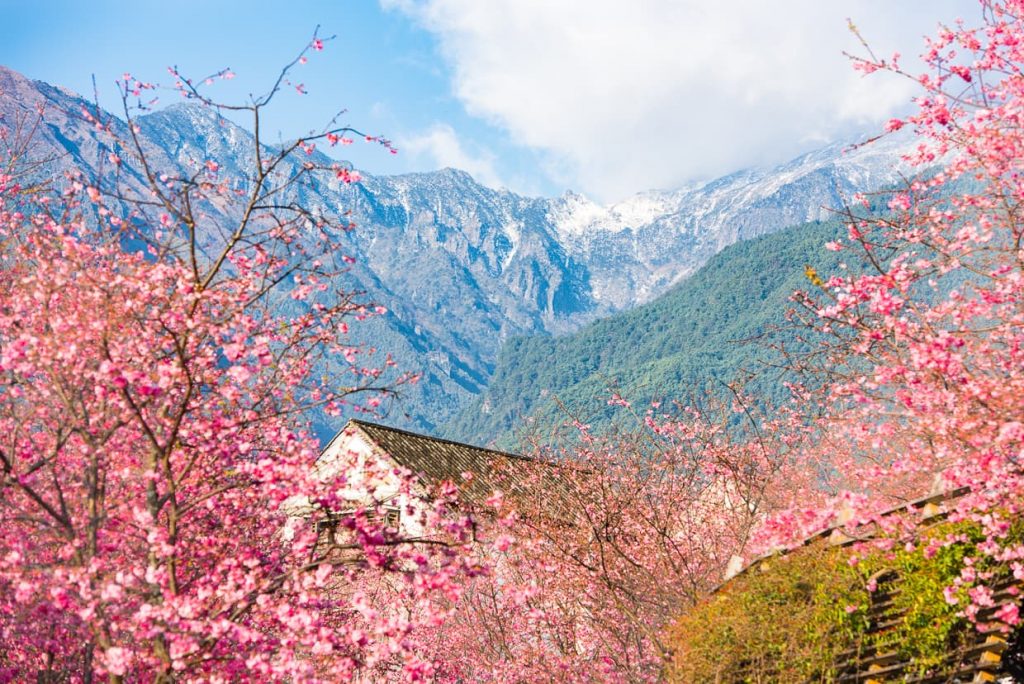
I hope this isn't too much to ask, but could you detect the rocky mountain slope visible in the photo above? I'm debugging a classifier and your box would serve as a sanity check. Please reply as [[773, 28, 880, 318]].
[[0, 64, 917, 437]]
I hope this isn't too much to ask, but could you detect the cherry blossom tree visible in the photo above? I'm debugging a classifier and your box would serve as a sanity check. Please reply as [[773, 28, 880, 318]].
[[0, 35, 484, 683], [757, 0, 1024, 634], [422, 397, 809, 682]]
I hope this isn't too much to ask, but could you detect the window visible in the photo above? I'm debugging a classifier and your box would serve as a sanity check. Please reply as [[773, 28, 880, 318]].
[[314, 517, 340, 546], [382, 507, 401, 531], [313, 506, 401, 548]]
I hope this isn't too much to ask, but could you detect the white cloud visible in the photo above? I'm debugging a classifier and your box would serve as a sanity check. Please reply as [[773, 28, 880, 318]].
[[383, 0, 976, 201], [397, 123, 505, 188]]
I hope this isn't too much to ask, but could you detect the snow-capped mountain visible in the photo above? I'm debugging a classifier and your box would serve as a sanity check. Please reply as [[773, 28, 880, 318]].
[[0, 64, 917, 435], [547, 133, 915, 308]]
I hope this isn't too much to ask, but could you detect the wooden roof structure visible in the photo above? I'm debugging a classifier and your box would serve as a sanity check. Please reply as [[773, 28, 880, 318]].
[[832, 572, 1019, 683], [828, 493, 1021, 683], [676, 489, 1023, 683]]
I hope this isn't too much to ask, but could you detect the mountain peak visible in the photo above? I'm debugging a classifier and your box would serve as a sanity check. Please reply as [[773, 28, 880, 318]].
[[437, 167, 477, 183], [141, 100, 227, 126]]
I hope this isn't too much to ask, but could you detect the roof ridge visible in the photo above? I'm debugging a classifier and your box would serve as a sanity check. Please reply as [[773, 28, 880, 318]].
[[716, 485, 973, 591], [347, 419, 535, 463]]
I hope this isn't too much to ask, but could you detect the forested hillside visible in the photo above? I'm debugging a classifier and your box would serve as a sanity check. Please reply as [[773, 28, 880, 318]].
[[445, 218, 858, 446]]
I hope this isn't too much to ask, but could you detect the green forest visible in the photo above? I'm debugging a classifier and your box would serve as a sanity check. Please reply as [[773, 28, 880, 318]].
[[446, 218, 860, 446]]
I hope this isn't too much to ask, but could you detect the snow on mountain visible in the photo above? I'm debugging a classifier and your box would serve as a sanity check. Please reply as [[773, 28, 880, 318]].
[[0, 64, 920, 435], [547, 132, 918, 308]]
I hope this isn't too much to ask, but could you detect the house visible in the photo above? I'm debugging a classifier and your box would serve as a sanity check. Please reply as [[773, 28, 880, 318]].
[[294, 419, 539, 540]]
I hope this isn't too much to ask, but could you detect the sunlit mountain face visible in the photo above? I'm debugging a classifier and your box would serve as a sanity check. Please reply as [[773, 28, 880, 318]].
[[0, 65, 915, 438]]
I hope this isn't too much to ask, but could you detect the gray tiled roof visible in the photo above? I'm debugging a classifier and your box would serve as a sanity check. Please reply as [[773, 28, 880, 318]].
[[348, 420, 537, 506]]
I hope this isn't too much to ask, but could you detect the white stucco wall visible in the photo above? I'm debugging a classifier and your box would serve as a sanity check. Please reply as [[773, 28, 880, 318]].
[[283, 426, 431, 539]]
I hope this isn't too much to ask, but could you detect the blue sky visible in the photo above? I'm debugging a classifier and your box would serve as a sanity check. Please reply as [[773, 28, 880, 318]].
[[2, 0, 978, 202]]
